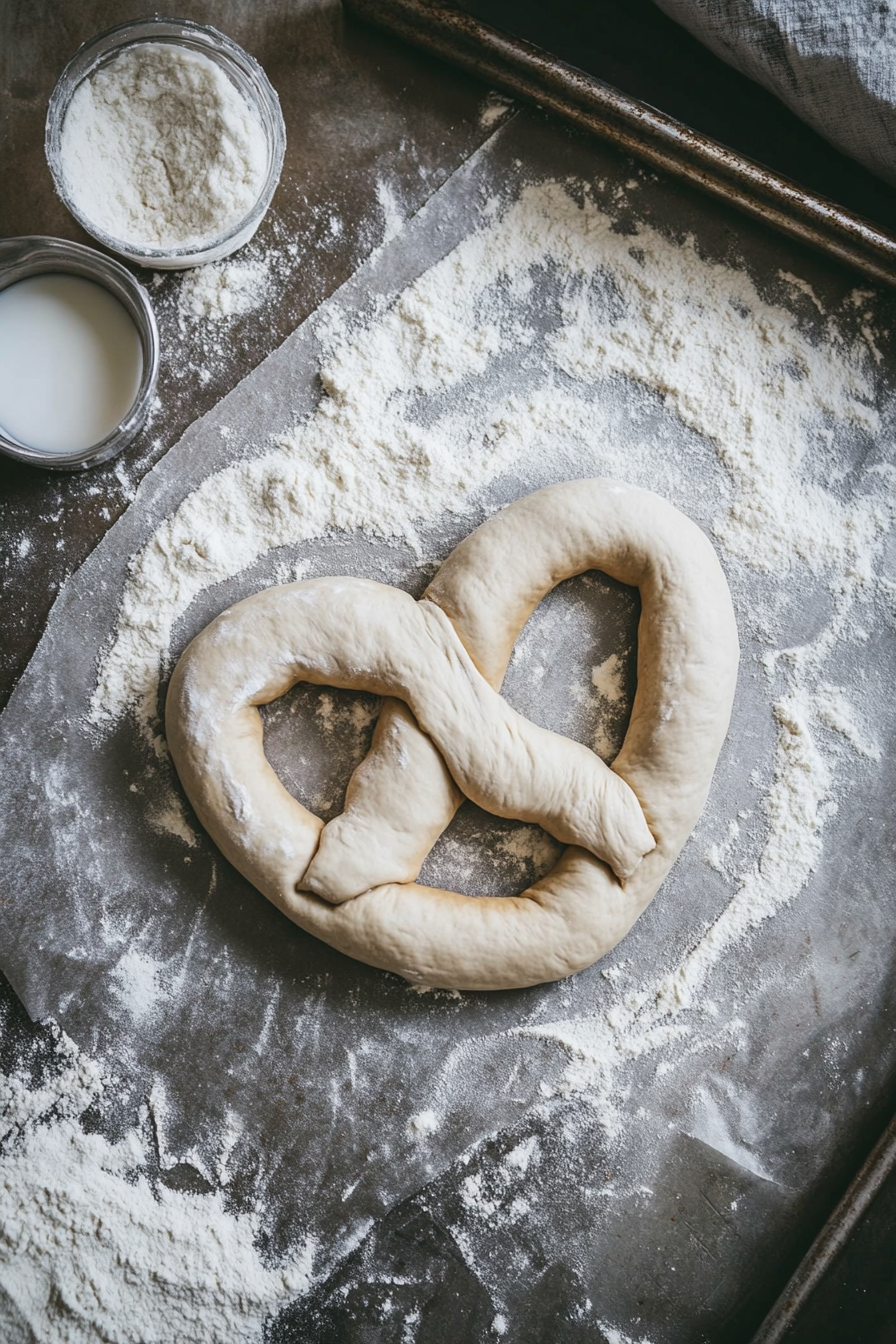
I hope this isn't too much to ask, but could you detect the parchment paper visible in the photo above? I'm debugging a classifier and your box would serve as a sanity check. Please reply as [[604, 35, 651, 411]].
[[1, 113, 894, 1338]]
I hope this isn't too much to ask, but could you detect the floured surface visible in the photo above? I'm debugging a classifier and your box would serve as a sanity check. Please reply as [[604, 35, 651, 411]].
[[1, 113, 895, 1342]]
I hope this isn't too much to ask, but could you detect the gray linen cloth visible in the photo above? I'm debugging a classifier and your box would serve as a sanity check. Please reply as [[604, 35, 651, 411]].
[[654, 0, 896, 185]]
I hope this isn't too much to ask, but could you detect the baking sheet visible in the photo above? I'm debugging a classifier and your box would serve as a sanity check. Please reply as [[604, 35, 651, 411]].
[[1, 112, 895, 1339]]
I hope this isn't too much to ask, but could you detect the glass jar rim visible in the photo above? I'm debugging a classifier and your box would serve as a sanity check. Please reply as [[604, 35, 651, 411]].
[[45, 16, 286, 269], [0, 236, 160, 471]]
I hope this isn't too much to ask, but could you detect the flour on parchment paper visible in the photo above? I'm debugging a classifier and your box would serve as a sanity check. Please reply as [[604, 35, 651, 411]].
[[479, 92, 515, 130], [596, 1325, 656, 1344], [0, 1012, 314, 1344], [5, 178, 893, 1338]]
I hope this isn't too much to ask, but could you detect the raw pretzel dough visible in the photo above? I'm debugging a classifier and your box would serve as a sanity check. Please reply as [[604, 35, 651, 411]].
[[166, 480, 739, 989]]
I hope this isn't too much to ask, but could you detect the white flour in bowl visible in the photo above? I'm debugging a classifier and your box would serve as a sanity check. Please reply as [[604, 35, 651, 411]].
[[59, 43, 268, 250]]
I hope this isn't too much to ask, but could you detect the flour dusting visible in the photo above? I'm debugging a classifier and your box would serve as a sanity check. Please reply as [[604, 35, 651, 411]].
[[597, 1325, 656, 1344], [0, 1015, 314, 1341], [591, 653, 624, 703], [479, 93, 514, 130], [178, 258, 271, 322]]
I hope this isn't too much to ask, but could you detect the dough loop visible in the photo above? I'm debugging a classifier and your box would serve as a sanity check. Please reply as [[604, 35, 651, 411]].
[[166, 480, 739, 989]]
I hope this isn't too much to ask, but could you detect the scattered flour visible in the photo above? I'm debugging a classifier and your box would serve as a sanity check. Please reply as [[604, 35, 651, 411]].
[[178, 258, 271, 322], [495, 824, 560, 873], [109, 947, 165, 1024], [685, 1079, 776, 1182], [407, 1109, 440, 1138], [146, 793, 197, 847], [0, 1019, 315, 1342], [591, 653, 625, 704], [814, 682, 882, 760], [590, 652, 629, 757], [657, 692, 833, 1012], [503, 1136, 538, 1173], [59, 43, 269, 249], [479, 93, 514, 130], [597, 1325, 656, 1344], [375, 179, 406, 247], [459, 1162, 530, 1223]]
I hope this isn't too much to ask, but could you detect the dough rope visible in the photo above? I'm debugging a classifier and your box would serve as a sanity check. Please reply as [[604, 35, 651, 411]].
[[165, 479, 739, 990]]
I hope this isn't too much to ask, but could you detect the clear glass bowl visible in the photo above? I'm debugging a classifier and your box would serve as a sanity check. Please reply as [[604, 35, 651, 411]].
[[0, 236, 160, 470], [45, 17, 286, 270]]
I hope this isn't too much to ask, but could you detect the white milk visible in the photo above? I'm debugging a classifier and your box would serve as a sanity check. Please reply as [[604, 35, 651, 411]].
[[0, 273, 143, 453]]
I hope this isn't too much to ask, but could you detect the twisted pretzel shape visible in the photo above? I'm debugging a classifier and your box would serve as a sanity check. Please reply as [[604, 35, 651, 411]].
[[166, 480, 739, 989]]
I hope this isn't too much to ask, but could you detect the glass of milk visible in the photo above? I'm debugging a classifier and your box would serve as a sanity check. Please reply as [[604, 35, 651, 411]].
[[0, 236, 159, 470]]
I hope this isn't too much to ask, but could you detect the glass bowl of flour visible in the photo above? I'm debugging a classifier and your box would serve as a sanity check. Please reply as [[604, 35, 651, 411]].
[[45, 17, 286, 269]]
